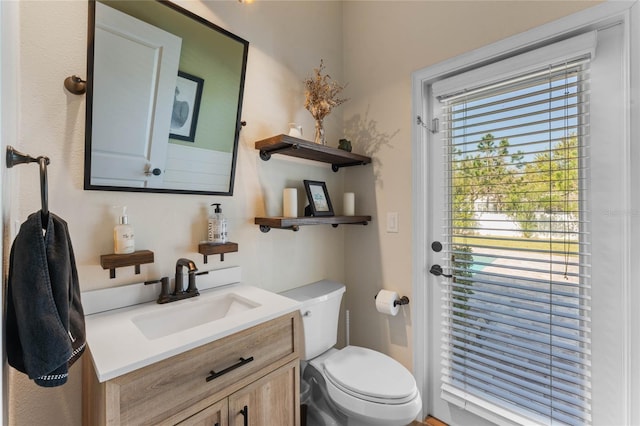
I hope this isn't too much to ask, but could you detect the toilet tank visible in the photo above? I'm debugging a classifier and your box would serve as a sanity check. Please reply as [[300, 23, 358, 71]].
[[280, 280, 345, 360]]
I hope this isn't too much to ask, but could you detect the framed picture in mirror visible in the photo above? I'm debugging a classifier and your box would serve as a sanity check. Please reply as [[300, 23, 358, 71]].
[[170, 71, 204, 142]]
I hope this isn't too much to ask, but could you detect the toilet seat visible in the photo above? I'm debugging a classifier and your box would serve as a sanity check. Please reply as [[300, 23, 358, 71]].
[[323, 346, 418, 404], [323, 376, 421, 426]]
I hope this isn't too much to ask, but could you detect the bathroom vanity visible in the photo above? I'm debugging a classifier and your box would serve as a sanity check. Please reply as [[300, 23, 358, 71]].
[[81, 269, 302, 425], [83, 312, 301, 425]]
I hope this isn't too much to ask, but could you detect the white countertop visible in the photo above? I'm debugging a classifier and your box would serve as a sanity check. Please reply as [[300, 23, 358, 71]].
[[84, 282, 301, 382]]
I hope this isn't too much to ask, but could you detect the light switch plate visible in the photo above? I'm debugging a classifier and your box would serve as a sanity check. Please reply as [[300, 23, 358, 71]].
[[386, 212, 399, 233]]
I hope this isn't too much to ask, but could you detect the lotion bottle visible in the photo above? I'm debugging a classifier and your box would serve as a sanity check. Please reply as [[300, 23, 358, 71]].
[[208, 203, 228, 244], [114, 206, 135, 254]]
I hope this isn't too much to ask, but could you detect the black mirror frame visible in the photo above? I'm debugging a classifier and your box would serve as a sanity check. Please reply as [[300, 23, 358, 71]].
[[84, 0, 249, 196]]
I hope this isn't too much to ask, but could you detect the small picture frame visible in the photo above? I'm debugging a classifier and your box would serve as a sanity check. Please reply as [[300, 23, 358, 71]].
[[303, 180, 334, 217], [169, 71, 204, 142]]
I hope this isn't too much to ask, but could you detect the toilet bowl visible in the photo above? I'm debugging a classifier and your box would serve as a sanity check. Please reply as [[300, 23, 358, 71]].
[[281, 280, 422, 426]]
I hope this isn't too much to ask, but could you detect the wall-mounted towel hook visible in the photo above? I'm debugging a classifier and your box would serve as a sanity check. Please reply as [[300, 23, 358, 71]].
[[64, 75, 86, 95], [6, 146, 50, 224]]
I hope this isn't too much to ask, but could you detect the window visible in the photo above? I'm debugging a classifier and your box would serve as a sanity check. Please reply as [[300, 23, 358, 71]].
[[434, 37, 592, 425]]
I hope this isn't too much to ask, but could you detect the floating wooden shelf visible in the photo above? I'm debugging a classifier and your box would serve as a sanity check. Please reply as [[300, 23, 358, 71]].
[[255, 134, 371, 172], [100, 250, 154, 279], [255, 216, 372, 232], [198, 242, 238, 263]]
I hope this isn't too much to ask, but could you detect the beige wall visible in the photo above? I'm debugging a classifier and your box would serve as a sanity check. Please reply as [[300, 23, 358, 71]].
[[7, 0, 600, 424], [340, 0, 600, 378], [8, 1, 344, 424]]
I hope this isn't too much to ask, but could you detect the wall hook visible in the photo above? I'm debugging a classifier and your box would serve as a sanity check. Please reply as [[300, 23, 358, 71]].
[[64, 75, 86, 95]]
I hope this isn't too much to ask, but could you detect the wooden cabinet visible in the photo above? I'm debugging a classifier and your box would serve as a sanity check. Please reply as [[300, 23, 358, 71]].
[[177, 361, 298, 426], [228, 361, 298, 426], [177, 398, 228, 426], [83, 311, 301, 425]]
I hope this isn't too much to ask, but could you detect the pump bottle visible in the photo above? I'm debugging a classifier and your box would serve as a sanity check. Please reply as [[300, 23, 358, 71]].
[[114, 206, 135, 254], [208, 203, 228, 244]]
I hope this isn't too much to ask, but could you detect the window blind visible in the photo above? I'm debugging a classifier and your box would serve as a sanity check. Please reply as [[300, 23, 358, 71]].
[[438, 57, 591, 426]]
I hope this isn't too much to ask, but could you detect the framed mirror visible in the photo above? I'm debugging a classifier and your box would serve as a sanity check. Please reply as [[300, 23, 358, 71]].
[[85, 0, 249, 195]]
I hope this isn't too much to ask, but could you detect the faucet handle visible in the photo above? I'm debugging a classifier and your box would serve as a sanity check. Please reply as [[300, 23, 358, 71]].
[[186, 270, 203, 295], [144, 277, 172, 304]]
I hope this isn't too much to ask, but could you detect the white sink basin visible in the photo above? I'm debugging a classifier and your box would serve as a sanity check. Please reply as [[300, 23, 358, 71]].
[[83, 280, 301, 382], [132, 293, 260, 340]]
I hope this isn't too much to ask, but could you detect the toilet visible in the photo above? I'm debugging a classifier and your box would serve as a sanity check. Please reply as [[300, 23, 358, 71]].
[[281, 280, 422, 426]]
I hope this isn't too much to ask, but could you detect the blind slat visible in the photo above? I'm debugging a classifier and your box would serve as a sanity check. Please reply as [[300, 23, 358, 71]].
[[443, 321, 591, 367], [444, 328, 592, 374], [447, 353, 590, 409]]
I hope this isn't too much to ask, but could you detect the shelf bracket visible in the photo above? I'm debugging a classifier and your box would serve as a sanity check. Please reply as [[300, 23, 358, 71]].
[[334, 221, 369, 227], [331, 161, 369, 172], [202, 253, 226, 264], [259, 224, 302, 232], [106, 263, 141, 278], [259, 144, 299, 161], [259, 150, 271, 161]]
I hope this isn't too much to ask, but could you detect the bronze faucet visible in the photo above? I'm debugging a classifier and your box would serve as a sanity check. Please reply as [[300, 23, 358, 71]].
[[175, 258, 199, 296], [144, 258, 200, 304]]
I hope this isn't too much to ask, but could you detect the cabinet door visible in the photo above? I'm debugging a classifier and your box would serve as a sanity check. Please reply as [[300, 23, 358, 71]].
[[176, 398, 228, 426], [228, 362, 299, 426]]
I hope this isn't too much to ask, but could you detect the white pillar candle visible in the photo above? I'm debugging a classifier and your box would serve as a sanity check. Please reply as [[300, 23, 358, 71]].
[[343, 192, 355, 216], [283, 188, 298, 217]]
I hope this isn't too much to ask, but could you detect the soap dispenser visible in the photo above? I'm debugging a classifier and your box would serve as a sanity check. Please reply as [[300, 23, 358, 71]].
[[207, 203, 228, 244], [114, 206, 135, 254]]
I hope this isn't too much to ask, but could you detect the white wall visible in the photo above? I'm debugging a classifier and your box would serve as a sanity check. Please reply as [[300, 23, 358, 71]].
[[8, 1, 345, 424]]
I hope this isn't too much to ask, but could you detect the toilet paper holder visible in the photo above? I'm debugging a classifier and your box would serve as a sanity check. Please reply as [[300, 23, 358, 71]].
[[374, 294, 410, 307]]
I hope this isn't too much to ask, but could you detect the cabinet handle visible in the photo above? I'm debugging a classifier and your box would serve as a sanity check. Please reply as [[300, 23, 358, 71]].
[[205, 356, 254, 382], [239, 405, 248, 426]]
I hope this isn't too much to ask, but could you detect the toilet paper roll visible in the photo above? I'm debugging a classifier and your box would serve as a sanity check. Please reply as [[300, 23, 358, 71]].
[[283, 188, 298, 217], [343, 192, 355, 216], [375, 289, 400, 316]]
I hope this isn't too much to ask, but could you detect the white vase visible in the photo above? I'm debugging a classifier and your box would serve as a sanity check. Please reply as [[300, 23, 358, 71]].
[[288, 123, 303, 138]]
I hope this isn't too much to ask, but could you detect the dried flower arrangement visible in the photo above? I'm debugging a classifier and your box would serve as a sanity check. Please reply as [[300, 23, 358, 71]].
[[304, 60, 348, 145]]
